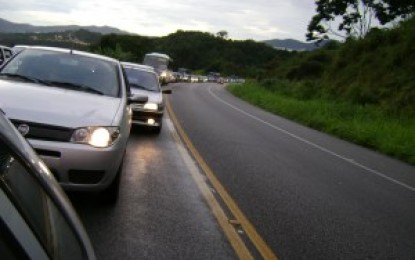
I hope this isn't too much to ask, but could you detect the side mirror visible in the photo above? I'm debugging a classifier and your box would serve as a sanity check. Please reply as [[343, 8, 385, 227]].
[[128, 94, 148, 105], [162, 89, 172, 94]]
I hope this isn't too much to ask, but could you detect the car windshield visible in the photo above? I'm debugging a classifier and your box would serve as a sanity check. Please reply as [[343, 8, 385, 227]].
[[0, 49, 120, 97], [124, 67, 160, 92]]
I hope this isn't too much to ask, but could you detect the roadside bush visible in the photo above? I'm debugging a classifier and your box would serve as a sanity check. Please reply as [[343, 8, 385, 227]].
[[227, 82, 415, 165], [286, 60, 325, 80], [258, 78, 322, 100]]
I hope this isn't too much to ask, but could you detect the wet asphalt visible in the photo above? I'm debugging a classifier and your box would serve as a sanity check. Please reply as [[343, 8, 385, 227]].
[[69, 82, 415, 260], [70, 124, 236, 260], [168, 83, 415, 260]]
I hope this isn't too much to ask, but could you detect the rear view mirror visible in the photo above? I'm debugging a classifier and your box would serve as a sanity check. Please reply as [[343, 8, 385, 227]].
[[128, 94, 148, 104]]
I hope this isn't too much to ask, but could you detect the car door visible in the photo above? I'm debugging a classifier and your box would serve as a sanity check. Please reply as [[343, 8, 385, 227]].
[[0, 124, 95, 259]]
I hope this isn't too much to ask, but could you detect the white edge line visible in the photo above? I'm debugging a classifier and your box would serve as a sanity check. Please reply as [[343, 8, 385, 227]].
[[208, 86, 415, 192]]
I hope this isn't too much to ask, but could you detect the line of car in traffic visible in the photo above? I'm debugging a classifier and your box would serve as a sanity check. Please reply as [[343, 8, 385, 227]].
[[0, 43, 245, 259], [172, 72, 245, 84], [0, 45, 172, 258]]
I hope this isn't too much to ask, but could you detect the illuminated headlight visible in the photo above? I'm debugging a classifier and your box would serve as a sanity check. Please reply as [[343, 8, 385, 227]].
[[143, 103, 158, 111], [71, 127, 120, 148], [160, 71, 167, 78]]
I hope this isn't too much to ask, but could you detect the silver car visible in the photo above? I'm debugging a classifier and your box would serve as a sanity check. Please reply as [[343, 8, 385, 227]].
[[0, 108, 96, 259], [0, 47, 146, 203], [121, 62, 171, 134]]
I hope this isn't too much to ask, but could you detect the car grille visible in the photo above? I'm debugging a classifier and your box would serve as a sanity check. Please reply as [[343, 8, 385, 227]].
[[131, 103, 144, 110], [11, 119, 73, 142]]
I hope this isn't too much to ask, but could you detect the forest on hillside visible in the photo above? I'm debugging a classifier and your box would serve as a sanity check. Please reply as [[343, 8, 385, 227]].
[[0, 29, 101, 50], [259, 16, 415, 117], [91, 30, 295, 78], [93, 14, 414, 117]]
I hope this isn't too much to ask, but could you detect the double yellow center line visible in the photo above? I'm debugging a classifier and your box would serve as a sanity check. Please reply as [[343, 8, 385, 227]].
[[166, 98, 278, 260]]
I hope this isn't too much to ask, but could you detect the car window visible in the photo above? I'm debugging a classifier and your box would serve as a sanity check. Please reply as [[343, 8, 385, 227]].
[[0, 188, 48, 260], [0, 49, 120, 97], [0, 141, 84, 259], [124, 67, 160, 92]]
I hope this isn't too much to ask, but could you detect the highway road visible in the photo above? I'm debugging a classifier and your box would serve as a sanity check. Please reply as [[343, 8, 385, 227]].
[[71, 124, 237, 259], [72, 82, 415, 259], [167, 83, 415, 259]]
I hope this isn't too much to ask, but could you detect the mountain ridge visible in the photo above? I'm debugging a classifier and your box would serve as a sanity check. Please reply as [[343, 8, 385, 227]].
[[0, 18, 129, 35], [262, 38, 326, 51]]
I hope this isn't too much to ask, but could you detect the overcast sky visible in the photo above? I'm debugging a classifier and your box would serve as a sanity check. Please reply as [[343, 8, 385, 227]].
[[0, 0, 317, 41]]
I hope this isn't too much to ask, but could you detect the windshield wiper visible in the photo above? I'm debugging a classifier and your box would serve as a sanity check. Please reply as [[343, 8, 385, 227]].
[[130, 83, 157, 92], [44, 81, 104, 95], [0, 73, 47, 85]]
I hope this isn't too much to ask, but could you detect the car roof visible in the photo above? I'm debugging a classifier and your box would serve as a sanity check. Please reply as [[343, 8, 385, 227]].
[[20, 46, 119, 63], [145, 52, 172, 61], [121, 62, 157, 73], [12, 45, 30, 49]]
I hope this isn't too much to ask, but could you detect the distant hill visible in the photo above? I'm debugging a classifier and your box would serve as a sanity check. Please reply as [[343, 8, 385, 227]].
[[0, 18, 129, 35], [0, 30, 103, 50], [263, 38, 326, 51]]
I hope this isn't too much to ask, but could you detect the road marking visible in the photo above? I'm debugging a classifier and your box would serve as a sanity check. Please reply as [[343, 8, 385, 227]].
[[165, 113, 254, 260], [208, 86, 415, 193], [166, 99, 278, 260]]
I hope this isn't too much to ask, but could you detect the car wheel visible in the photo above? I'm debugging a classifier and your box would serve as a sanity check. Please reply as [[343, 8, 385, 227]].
[[153, 122, 162, 134], [101, 159, 123, 205]]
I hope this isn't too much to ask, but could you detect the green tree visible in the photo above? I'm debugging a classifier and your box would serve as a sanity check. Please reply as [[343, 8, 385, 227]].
[[216, 30, 229, 39], [306, 0, 414, 42], [373, 0, 415, 24]]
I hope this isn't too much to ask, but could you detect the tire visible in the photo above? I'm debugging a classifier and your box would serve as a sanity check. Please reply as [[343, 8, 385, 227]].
[[153, 125, 162, 134], [101, 160, 123, 205], [152, 121, 162, 135]]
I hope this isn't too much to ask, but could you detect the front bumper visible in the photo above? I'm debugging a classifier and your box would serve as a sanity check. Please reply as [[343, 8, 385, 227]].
[[29, 138, 125, 192], [131, 109, 164, 127]]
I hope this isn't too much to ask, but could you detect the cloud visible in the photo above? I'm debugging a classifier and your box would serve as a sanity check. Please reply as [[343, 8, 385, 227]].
[[1, 0, 77, 13], [0, 0, 317, 41]]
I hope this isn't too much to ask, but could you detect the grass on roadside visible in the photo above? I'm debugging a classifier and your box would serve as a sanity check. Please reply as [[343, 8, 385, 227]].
[[227, 82, 415, 165]]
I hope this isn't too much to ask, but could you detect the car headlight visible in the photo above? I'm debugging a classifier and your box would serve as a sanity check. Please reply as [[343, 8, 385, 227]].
[[160, 71, 167, 78], [143, 103, 158, 111], [71, 127, 120, 148]]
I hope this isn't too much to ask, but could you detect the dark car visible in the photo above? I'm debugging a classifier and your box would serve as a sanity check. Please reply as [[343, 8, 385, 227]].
[[0, 109, 96, 259], [121, 62, 171, 134]]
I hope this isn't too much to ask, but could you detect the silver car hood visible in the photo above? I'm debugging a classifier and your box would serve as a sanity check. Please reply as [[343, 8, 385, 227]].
[[0, 80, 122, 128], [131, 88, 162, 104]]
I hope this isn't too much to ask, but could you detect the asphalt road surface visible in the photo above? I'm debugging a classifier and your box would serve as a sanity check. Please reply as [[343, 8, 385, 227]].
[[70, 124, 237, 260], [167, 83, 415, 259], [71, 82, 415, 260]]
